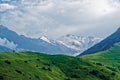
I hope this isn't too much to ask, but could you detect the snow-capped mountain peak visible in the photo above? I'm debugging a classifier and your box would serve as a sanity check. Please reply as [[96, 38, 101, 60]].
[[40, 36, 51, 43], [57, 34, 102, 54]]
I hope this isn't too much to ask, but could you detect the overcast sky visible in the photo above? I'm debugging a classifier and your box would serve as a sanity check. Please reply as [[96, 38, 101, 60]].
[[0, 0, 120, 39]]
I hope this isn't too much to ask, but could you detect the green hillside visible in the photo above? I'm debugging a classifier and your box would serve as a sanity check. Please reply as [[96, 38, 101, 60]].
[[0, 52, 98, 80], [81, 42, 120, 80], [1, 42, 120, 80]]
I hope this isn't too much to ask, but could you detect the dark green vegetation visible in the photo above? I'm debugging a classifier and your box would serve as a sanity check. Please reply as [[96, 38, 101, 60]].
[[1, 43, 120, 80]]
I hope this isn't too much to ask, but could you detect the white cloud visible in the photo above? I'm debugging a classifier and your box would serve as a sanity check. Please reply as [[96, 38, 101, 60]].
[[0, 3, 17, 12], [0, 38, 17, 49], [1, 0, 120, 38]]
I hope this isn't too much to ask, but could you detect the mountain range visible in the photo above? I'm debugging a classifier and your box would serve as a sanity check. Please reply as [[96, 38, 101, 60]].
[[0, 25, 101, 55], [0, 25, 77, 55]]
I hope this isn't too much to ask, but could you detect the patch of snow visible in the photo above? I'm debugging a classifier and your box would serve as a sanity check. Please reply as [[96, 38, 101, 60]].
[[40, 36, 51, 43]]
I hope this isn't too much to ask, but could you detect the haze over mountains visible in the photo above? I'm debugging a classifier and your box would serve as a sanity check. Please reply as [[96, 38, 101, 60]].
[[80, 27, 120, 56], [0, 25, 101, 55], [58, 34, 102, 55]]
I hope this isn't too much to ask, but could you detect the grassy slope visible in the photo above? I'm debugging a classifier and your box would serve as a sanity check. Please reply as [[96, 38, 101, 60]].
[[0, 52, 105, 80], [1, 42, 120, 80], [81, 43, 120, 80]]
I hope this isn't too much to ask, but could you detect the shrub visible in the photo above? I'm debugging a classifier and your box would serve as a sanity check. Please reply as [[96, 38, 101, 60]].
[[52, 61, 55, 65], [118, 66, 120, 70], [13, 50, 15, 53], [89, 70, 99, 76], [35, 75, 39, 79], [42, 67, 46, 70], [36, 59, 40, 61], [106, 66, 116, 72], [99, 75, 106, 79], [83, 67, 87, 70], [71, 74, 80, 78], [44, 63, 51, 66], [48, 68, 52, 71], [36, 65, 39, 67], [96, 63, 103, 66], [15, 70, 22, 74], [65, 78, 71, 80], [75, 67, 79, 69], [99, 75, 109, 80], [86, 73, 89, 75], [100, 69, 104, 72], [24, 61, 28, 63], [42, 67, 52, 71], [0, 75, 3, 80], [5, 60, 11, 64], [111, 72, 116, 76]]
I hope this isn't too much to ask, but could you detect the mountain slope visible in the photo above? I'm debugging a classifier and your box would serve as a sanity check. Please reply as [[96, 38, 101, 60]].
[[81, 42, 120, 80], [79, 28, 120, 56], [0, 51, 120, 80], [0, 25, 77, 55], [0, 45, 12, 52]]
